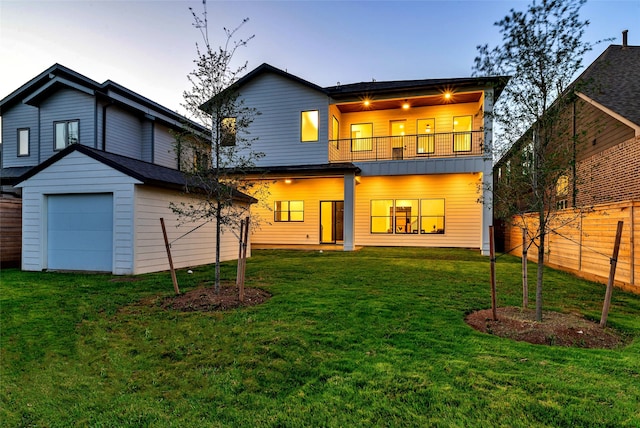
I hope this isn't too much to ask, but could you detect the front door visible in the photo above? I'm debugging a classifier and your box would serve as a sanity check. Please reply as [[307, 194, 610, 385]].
[[320, 201, 344, 244]]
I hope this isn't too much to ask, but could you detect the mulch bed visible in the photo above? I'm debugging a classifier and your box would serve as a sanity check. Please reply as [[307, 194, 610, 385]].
[[465, 306, 626, 349], [162, 285, 271, 312]]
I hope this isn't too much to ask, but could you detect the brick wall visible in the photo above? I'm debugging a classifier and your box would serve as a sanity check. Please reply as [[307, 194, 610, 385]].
[[576, 135, 640, 207]]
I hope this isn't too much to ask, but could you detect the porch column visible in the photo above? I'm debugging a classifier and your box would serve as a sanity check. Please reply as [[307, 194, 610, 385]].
[[481, 88, 495, 256], [343, 171, 356, 251]]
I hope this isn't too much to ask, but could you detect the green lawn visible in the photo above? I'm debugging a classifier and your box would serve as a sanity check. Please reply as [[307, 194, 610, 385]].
[[1, 248, 639, 427]]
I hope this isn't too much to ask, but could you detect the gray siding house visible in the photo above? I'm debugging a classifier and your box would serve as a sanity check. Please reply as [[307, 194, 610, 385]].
[[217, 63, 508, 254], [1, 64, 253, 274]]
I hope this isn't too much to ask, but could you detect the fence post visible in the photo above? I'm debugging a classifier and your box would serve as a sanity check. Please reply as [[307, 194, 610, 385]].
[[490, 225, 497, 321]]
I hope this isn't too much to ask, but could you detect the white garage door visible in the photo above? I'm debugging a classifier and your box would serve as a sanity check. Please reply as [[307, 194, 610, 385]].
[[47, 194, 114, 271]]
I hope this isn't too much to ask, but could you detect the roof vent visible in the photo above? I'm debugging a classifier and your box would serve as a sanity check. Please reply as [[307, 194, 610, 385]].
[[622, 29, 628, 47]]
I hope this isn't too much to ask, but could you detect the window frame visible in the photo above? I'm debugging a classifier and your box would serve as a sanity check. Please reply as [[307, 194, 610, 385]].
[[274, 200, 304, 222], [300, 110, 319, 142], [18, 128, 30, 157], [452, 115, 472, 153], [370, 198, 445, 235], [54, 119, 80, 151], [416, 118, 435, 155], [420, 198, 445, 234], [350, 123, 373, 152], [220, 117, 237, 147]]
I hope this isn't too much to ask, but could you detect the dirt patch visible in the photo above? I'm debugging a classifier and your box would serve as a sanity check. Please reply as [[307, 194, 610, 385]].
[[162, 284, 271, 312], [465, 306, 626, 349]]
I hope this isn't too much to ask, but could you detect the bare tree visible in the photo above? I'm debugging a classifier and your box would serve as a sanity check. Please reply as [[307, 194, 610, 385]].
[[172, 1, 265, 293], [474, 0, 600, 321]]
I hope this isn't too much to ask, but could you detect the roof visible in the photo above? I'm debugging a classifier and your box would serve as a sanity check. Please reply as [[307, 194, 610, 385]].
[[0, 63, 208, 134], [15, 144, 257, 204], [0, 166, 34, 186], [243, 162, 361, 177], [575, 44, 640, 127], [201, 62, 510, 111]]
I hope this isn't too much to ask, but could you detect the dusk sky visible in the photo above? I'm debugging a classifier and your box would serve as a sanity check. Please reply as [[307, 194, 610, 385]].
[[1, 0, 638, 116]]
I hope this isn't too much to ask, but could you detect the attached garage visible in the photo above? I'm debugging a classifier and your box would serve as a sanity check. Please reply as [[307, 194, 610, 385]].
[[16, 144, 256, 275], [47, 193, 114, 271]]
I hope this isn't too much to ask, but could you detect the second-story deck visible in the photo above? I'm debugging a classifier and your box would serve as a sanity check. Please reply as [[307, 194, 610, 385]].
[[328, 130, 484, 163]]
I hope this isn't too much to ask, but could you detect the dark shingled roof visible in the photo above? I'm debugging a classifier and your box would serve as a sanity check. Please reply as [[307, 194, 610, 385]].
[[576, 45, 640, 127], [0, 166, 35, 186], [16, 145, 257, 204]]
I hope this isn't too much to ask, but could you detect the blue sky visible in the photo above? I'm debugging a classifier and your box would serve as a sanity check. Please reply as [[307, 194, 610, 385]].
[[0, 0, 638, 115]]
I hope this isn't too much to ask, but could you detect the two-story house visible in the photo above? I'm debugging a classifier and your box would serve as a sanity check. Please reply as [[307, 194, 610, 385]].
[[0, 64, 254, 274], [216, 64, 508, 255], [493, 34, 640, 292]]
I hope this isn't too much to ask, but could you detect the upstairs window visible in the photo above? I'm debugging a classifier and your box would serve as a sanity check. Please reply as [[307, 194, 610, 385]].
[[221, 117, 236, 146], [54, 120, 79, 150], [18, 128, 30, 156], [274, 200, 304, 222], [351, 123, 373, 152], [301, 110, 319, 142], [453, 115, 472, 152]]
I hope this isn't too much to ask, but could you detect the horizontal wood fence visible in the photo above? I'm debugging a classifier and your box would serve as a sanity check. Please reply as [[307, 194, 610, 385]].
[[0, 198, 22, 268], [503, 200, 639, 294]]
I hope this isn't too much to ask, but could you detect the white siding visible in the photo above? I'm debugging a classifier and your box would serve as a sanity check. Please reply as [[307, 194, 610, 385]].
[[250, 178, 345, 245], [354, 174, 483, 248], [133, 186, 248, 274], [17, 151, 140, 274], [238, 73, 330, 166]]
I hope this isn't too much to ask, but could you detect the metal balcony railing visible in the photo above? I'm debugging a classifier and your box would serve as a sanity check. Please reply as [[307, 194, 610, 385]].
[[328, 131, 484, 162]]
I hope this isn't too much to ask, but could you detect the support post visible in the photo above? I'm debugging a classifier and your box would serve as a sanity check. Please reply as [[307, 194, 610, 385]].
[[600, 220, 624, 327], [160, 217, 180, 295]]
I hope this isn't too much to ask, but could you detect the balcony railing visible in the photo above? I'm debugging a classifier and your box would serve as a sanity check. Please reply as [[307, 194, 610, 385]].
[[328, 131, 484, 163]]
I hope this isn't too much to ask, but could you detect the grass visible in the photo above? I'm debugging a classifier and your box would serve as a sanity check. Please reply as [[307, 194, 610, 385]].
[[1, 247, 639, 427]]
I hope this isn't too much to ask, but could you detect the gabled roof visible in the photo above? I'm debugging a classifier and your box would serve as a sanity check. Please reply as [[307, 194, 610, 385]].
[[201, 63, 510, 111], [15, 144, 257, 204], [575, 44, 640, 127], [0, 64, 208, 134], [0, 166, 34, 186]]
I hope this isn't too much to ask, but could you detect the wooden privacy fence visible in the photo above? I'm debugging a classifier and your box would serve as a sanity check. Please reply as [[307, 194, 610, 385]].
[[504, 200, 639, 294], [0, 198, 22, 268]]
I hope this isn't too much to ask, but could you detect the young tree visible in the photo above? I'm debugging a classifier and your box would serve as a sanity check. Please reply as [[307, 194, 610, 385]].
[[172, 1, 265, 293], [473, 0, 597, 321]]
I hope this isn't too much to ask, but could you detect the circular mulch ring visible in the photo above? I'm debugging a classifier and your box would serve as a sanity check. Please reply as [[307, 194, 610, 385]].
[[162, 285, 271, 312], [465, 306, 627, 349]]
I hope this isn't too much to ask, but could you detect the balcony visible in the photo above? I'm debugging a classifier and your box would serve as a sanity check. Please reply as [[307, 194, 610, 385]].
[[328, 131, 484, 163]]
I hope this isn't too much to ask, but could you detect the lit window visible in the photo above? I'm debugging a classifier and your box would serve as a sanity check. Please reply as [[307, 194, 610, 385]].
[[301, 110, 319, 142], [54, 120, 79, 150], [417, 118, 435, 154], [351, 123, 373, 151], [371, 200, 393, 233], [453, 115, 472, 152], [332, 116, 339, 141], [275, 200, 304, 222], [221, 117, 236, 146], [18, 128, 30, 156], [420, 199, 445, 234]]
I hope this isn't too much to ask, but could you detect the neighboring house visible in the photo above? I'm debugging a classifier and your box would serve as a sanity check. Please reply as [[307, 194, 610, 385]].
[[0, 64, 253, 274], [215, 63, 508, 254], [493, 35, 640, 292]]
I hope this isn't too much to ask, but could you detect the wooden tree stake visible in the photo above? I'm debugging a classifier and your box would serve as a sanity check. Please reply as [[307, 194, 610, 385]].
[[522, 227, 528, 308], [160, 217, 180, 295], [600, 220, 623, 327], [489, 225, 497, 321]]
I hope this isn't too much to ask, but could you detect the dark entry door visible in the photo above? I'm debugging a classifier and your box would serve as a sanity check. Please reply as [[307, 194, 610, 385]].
[[320, 201, 344, 244]]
